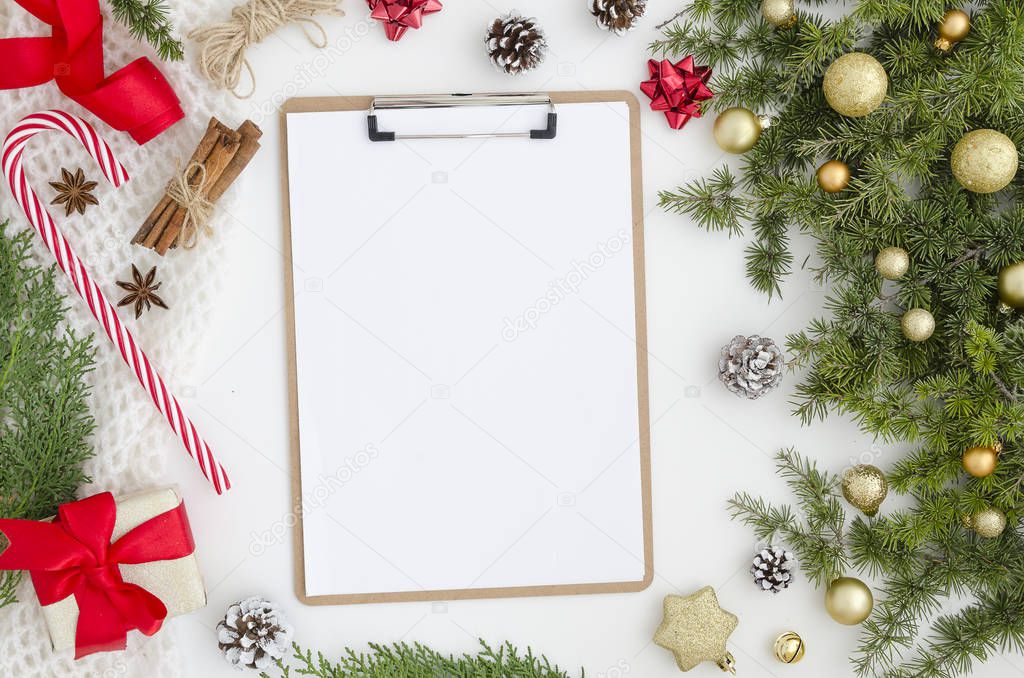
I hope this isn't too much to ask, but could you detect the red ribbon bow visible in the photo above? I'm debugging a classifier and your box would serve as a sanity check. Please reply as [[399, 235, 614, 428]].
[[0, 492, 196, 658], [640, 56, 714, 130], [367, 0, 443, 42], [0, 0, 184, 145]]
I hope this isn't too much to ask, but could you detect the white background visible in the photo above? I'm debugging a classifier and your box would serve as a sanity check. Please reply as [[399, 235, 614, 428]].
[[164, 2, 1022, 677]]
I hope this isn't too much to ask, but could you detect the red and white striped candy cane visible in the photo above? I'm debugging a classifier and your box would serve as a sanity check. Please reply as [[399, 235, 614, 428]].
[[2, 110, 231, 494]]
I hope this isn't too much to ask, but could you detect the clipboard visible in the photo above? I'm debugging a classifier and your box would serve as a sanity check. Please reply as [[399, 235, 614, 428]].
[[281, 90, 652, 605]]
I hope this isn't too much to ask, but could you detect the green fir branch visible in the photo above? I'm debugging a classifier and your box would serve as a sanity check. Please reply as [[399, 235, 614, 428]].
[[107, 0, 184, 62], [728, 449, 848, 586], [658, 166, 748, 236], [656, 0, 1024, 672]]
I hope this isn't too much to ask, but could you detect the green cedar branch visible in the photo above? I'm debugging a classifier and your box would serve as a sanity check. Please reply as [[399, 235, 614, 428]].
[[262, 640, 583, 678], [0, 223, 96, 609]]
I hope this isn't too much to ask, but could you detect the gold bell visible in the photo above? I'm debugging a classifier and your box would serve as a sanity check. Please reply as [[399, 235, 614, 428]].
[[773, 631, 805, 664]]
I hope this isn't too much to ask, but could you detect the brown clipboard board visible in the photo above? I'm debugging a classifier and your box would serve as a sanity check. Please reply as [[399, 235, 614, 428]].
[[281, 90, 652, 605]]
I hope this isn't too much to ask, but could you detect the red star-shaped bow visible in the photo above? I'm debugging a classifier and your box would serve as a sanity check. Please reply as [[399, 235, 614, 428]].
[[640, 56, 714, 130], [368, 0, 443, 41]]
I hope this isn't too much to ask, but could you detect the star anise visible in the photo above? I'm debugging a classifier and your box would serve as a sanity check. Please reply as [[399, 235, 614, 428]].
[[49, 167, 99, 216], [116, 265, 169, 319]]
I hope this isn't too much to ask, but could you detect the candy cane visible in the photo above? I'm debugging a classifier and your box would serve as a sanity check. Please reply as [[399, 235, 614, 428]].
[[2, 110, 230, 494]]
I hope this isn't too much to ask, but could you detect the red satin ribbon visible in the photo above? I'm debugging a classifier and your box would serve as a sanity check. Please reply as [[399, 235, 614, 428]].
[[640, 56, 713, 130], [368, 0, 443, 41], [0, 492, 196, 658], [0, 0, 184, 144]]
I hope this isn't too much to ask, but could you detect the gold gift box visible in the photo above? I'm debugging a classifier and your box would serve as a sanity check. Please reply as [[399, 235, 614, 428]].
[[38, 486, 207, 652]]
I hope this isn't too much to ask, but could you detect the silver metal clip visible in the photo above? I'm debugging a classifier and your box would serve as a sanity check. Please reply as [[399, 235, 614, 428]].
[[367, 93, 557, 142]]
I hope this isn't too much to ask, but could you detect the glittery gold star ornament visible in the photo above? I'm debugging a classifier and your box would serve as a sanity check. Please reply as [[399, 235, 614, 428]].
[[654, 586, 739, 674]]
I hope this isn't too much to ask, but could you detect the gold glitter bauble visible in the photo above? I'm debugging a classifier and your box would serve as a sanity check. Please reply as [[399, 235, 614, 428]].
[[823, 52, 888, 117], [951, 129, 1018, 193], [761, 0, 796, 28], [935, 9, 970, 51], [817, 159, 851, 193], [842, 464, 888, 516], [773, 631, 805, 664], [713, 107, 763, 154], [654, 586, 738, 674], [901, 308, 935, 342], [874, 246, 910, 280], [962, 445, 999, 478], [971, 507, 1007, 538], [825, 577, 874, 625], [998, 262, 1024, 309]]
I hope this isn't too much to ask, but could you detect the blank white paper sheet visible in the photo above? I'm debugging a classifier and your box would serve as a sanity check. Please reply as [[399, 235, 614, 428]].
[[285, 97, 651, 602]]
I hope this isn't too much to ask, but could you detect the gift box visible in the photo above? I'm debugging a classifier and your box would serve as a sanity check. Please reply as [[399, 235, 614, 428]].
[[0, 487, 206, 658]]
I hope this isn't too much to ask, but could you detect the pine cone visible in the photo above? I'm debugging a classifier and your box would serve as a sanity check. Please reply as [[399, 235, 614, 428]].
[[486, 13, 548, 75], [718, 334, 784, 399], [751, 546, 795, 593], [589, 0, 646, 34], [217, 597, 294, 670]]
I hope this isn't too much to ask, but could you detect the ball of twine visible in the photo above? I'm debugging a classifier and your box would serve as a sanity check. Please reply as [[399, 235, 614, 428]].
[[189, 0, 344, 98]]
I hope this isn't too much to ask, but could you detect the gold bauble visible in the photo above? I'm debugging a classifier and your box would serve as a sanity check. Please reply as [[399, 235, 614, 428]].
[[901, 308, 935, 342], [874, 246, 910, 280], [962, 444, 999, 478], [823, 52, 888, 117], [998, 262, 1024, 309], [773, 631, 805, 664], [817, 160, 851, 193], [935, 9, 971, 51], [713, 107, 764, 154], [842, 464, 888, 516], [951, 129, 1018, 193], [825, 577, 874, 625], [971, 507, 1007, 538], [761, 0, 796, 28]]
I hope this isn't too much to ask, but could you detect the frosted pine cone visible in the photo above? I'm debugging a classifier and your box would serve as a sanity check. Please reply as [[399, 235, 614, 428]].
[[752, 546, 795, 593], [718, 334, 784, 399], [217, 597, 294, 670], [589, 0, 646, 34], [486, 13, 548, 75]]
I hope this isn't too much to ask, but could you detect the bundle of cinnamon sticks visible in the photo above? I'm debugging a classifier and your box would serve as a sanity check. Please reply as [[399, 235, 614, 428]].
[[133, 117, 262, 255]]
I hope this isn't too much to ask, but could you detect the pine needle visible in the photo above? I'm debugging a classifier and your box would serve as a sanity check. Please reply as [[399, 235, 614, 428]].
[[108, 0, 185, 62]]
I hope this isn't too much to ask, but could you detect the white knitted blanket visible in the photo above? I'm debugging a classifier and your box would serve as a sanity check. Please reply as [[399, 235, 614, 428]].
[[0, 1, 241, 676]]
